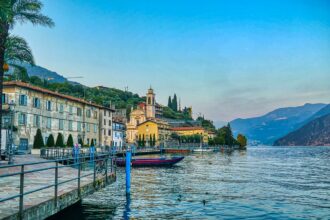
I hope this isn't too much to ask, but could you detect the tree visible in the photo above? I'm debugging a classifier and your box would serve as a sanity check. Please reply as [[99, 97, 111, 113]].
[[172, 94, 178, 111], [167, 96, 172, 109], [138, 135, 142, 147], [142, 134, 145, 147], [55, 133, 64, 148], [153, 134, 156, 146], [33, 129, 44, 149], [67, 134, 74, 147], [0, 0, 54, 152], [91, 139, 95, 147], [78, 137, 84, 147], [237, 134, 247, 149], [46, 134, 55, 148]]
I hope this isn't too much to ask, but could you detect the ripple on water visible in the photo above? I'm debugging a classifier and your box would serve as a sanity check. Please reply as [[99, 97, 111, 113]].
[[59, 146, 330, 219]]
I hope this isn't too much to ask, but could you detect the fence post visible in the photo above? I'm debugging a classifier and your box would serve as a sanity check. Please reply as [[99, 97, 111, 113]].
[[93, 156, 96, 187], [54, 161, 58, 208], [105, 157, 108, 184], [19, 165, 24, 220], [78, 161, 81, 198]]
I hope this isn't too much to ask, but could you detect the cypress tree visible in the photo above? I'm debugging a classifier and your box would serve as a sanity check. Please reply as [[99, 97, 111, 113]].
[[153, 134, 156, 146], [168, 96, 172, 109], [91, 139, 95, 147], [67, 134, 74, 147], [142, 134, 145, 147], [172, 94, 178, 112], [78, 137, 84, 147], [33, 129, 44, 149], [46, 134, 55, 148], [55, 133, 64, 148]]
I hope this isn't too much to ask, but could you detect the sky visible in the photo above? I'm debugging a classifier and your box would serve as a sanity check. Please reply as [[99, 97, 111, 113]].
[[12, 0, 330, 123]]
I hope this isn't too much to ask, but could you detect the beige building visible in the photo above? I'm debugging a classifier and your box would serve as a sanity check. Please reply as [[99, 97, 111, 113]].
[[126, 87, 169, 145], [1, 81, 114, 151]]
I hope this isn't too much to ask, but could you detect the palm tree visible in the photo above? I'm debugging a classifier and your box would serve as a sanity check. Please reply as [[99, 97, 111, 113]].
[[0, 0, 54, 153]]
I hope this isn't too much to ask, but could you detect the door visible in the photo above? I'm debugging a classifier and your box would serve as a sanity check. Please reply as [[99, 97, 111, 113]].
[[19, 138, 29, 151]]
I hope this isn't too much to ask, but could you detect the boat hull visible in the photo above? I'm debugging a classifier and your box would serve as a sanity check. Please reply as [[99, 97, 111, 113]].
[[116, 156, 184, 167]]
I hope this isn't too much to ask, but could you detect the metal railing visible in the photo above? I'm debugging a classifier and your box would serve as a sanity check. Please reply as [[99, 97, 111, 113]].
[[0, 153, 115, 220]]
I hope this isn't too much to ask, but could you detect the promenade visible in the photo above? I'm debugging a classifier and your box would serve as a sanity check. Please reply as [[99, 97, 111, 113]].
[[0, 154, 115, 220]]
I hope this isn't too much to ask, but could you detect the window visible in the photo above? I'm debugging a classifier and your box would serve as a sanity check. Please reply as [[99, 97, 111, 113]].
[[77, 121, 81, 132], [94, 124, 97, 133], [108, 111, 111, 117], [2, 94, 7, 104], [104, 119, 106, 125], [108, 129, 111, 136], [104, 111, 106, 116], [86, 109, 91, 118], [93, 111, 98, 119], [46, 117, 52, 128], [59, 119, 64, 130], [86, 123, 90, 132], [69, 121, 73, 131], [46, 101, 52, 111], [109, 120, 111, 126], [33, 98, 41, 108], [104, 129, 106, 135], [77, 107, 82, 116], [18, 113, 27, 125], [19, 94, 27, 106], [59, 104, 64, 113], [69, 106, 73, 114], [87, 138, 90, 145], [33, 115, 40, 127]]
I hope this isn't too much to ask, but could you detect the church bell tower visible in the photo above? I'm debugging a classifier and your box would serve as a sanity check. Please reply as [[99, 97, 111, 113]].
[[146, 87, 156, 118]]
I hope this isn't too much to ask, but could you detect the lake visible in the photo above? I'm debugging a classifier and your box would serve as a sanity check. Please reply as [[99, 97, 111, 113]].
[[55, 146, 330, 219]]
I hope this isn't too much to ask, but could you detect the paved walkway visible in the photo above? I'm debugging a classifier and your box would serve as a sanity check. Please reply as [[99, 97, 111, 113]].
[[0, 155, 109, 219]]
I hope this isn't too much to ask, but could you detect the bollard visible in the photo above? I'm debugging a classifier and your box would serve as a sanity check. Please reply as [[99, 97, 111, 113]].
[[126, 150, 131, 195]]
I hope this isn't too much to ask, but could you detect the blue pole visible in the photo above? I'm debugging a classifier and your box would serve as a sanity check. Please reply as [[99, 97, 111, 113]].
[[126, 150, 131, 195]]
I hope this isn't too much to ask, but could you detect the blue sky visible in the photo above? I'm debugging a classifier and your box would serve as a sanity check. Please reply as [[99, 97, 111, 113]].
[[12, 0, 330, 123]]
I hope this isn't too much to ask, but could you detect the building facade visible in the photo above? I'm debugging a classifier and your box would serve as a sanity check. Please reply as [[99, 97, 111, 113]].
[[126, 87, 169, 145], [1, 81, 114, 151], [170, 126, 209, 143], [112, 119, 125, 150], [137, 119, 171, 146]]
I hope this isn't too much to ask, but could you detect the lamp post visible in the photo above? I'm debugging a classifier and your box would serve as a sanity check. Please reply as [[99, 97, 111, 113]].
[[8, 100, 15, 164]]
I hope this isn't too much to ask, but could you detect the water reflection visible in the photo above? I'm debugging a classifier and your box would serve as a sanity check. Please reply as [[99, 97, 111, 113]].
[[123, 194, 131, 220], [67, 147, 330, 219]]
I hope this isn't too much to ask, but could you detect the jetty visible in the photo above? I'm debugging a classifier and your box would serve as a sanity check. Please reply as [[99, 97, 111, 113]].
[[0, 153, 115, 220]]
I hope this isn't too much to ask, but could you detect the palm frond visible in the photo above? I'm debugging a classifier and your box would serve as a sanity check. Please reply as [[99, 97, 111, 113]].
[[10, 0, 54, 27], [4, 35, 35, 65]]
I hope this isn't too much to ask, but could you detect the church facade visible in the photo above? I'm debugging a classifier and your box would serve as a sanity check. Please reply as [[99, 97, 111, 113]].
[[126, 88, 170, 146]]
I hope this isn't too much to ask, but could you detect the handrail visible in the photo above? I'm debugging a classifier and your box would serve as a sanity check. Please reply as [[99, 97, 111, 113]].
[[0, 153, 115, 220]]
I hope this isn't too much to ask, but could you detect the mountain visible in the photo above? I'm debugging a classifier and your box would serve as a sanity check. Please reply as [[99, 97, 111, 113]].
[[18, 63, 69, 83], [274, 113, 330, 146], [230, 103, 327, 145]]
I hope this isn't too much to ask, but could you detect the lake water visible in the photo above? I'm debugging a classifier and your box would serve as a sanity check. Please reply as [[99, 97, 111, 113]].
[[56, 146, 330, 219]]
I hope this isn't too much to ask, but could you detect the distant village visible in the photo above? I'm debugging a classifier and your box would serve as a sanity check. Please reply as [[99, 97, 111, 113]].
[[1, 81, 229, 152]]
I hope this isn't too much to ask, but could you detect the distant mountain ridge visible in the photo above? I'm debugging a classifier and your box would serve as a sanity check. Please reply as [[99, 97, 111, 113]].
[[274, 113, 330, 146], [18, 63, 70, 83], [230, 103, 327, 145]]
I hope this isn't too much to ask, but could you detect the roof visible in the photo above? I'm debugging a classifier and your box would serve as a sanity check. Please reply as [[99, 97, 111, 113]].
[[137, 118, 169, 126], [171, 126, 205, 131], [3, 81, 115, 111]]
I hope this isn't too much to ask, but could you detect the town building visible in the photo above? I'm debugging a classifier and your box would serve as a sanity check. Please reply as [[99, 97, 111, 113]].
[[112, 118, 125, 150], [1, 81, 114, 152], [126, 87, 170, 145], [170, 126, 209, 143]]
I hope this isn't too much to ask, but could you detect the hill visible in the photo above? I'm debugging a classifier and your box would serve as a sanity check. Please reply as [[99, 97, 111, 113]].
[[230, 103, 327, 145], [274, 113, 330, 146]]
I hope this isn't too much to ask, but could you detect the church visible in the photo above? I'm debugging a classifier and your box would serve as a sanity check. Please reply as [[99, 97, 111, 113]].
[[126, 88, 170, 146]]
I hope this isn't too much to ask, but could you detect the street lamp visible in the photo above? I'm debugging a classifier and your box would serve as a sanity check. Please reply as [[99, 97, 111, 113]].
[[8, 100, 15, 164]]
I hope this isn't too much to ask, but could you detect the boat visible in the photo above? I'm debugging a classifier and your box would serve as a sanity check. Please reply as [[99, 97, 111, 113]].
[[116, 156, 184, 167]]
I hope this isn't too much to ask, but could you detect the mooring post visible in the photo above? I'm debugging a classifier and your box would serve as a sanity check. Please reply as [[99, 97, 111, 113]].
[[126, 150, 131, 195]]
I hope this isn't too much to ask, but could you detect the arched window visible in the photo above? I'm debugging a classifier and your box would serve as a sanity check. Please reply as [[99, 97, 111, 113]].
[[148, 97, 151, 105]]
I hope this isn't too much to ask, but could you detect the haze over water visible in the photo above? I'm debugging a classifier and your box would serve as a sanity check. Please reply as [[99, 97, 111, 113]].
[[54, 146, 330, 219]]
